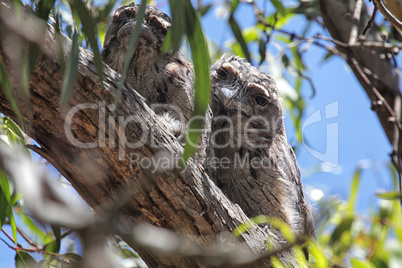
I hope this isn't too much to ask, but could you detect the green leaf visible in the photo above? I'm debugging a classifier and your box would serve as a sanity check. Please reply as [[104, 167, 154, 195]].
[[9, 209, 18, 245], [265, 12, 294, 28], [281, 53, 290, 68], [240, 215, 295, 243], [0, 171, 17, 242], [36, 0, 56, 21], [229, 14, 251, 63], [348, 168, 361, 214], [258, 38, 266, 66], [270, 0, 286, 16], [291, 46, 305, 71], [231, 0, 239, 13], [60, 30, 80, 107], [322, 51, 334, 62], [18, 212, 51, 244], [329, 217, 353, 246], [44, 225, 61, 254], [254, 215, 295, 243], [45, 239, 60, 254], [115, 0, 147, 104], [168, 0, 185, 54], [15, 250, 37, 268], [69, 0, 103, 85], [61, 253, 82, 267], [179, 0, 210, 169], [0, 58, 22, 123], [198, 4, 212, 16], [308, 241, 328, 268], [293, 245, 307, 267], [389, 245, 402, 268], [0, 172, 11, 228], [351, 258, 376, 268], [0, 171, 11, 201], [377, 191, 402, 200], [5, 117, 25, 145], [233, 220, 256, 237], [271, 256, 286, 268]]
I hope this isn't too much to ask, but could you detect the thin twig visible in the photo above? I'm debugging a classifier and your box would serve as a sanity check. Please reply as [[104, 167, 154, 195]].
[[16, 226, 37, 248], [362, 6, 378, 36], [349, 0, 363, 45], [1, 228, 22, 247], [349, 58, 401, 130]]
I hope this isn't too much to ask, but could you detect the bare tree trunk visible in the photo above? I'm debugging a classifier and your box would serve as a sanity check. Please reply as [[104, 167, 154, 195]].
[[0, 0, 272, 266]]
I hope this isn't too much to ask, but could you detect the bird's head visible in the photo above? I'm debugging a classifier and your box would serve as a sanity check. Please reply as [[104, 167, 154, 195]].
[[102, 4, 172, 73], [210, 56, 284, 148], [101, 4, 194, 120]]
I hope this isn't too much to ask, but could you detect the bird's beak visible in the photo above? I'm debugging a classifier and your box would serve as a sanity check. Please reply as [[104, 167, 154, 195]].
[[214, 87, 235, 105]]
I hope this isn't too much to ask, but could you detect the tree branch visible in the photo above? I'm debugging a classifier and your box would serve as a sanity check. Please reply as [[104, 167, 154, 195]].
[[319, 0, 402, 200]]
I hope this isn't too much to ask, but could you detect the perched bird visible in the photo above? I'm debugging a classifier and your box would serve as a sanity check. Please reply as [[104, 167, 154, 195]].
[[209, 55, 315, 264], [102, 4, 194, 123]]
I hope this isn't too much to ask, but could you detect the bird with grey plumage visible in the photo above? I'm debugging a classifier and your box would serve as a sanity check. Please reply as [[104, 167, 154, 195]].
[[208, 55, 315, 265], [102, 3, 194, 129]]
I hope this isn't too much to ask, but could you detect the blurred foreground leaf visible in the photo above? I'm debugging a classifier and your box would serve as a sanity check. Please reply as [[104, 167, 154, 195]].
[[15, 250, 37, 268], [179, 0, 210, 169], [229, 14, 251, 63], [60, 30, 79, 107], [377, 191, 402, 200], [69, 0, 103, 85]]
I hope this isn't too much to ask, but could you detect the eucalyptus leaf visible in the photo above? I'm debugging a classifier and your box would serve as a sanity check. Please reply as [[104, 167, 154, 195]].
[[0, 59, 22, 123], [15, 250, 37, 268], [348, 168, 361, 214], [0, 172, 11, 228], [69, 0, 103, 85], [258, 38, 266, 66], [168, 0, 185, 54], [229, 14, 251, 63], [198, 4, 212, 16], [36, 0, 56, 21], [270, 0, 286, 16], [60, 30, 79, 107], [179, 0, 210, 170], [329, 217, 353, 246], [377, 191, 402, 200]]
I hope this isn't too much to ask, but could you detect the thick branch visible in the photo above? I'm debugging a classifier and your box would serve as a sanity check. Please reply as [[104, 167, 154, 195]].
[[0, 0, 271, 267]]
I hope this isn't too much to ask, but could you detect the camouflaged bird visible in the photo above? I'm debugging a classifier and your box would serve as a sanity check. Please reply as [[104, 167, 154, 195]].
[[208, 55, 315, 265], [102, 4, 194, 123]]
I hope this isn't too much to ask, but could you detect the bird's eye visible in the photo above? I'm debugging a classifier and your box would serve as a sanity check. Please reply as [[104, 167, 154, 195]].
[[255, 96, 269, 106], [157, 28, 167, 35], [216, 68, 228, 79]]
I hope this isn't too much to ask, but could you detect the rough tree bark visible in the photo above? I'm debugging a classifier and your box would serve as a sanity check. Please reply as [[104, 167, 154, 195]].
[[0, 0, 273, 267]]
